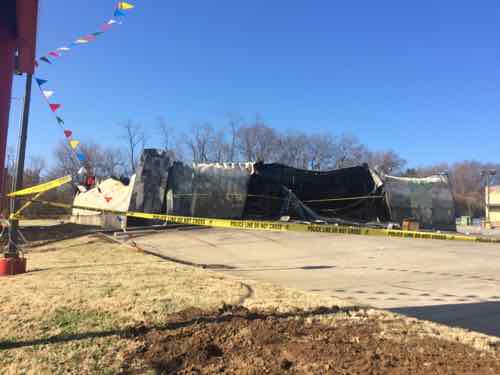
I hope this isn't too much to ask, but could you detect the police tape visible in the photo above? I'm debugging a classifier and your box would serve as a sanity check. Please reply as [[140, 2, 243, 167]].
[[7, 175, 72, 197], [16, 197, 500, 244]]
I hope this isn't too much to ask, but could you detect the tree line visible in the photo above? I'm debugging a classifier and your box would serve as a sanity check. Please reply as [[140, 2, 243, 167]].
[[4, 115, 499, 218]]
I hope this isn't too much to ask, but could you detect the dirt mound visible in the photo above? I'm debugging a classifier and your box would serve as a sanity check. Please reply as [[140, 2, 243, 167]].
[[120, 306, 500, 375]]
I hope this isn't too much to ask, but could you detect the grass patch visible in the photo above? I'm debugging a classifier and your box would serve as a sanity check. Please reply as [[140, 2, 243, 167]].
[[49, 308, 114, 336]]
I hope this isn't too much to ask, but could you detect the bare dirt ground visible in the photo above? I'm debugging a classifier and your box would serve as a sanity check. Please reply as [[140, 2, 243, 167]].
[[120, 306, 500, 375], [1, 230, 499, 374]]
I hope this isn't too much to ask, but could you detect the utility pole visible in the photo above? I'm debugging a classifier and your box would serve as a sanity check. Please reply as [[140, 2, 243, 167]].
[[481, 169, 497, 226], [7, 73, 32, 256], [486, 173, 490, 224]]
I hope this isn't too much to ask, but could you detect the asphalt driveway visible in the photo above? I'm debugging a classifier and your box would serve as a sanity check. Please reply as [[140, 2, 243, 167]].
[[134, 227, 500, 337]]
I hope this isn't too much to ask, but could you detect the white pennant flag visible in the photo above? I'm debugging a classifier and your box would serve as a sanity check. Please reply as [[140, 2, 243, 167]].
[[42, 90, 54, 99], [75, 39, 89, 44], [57, 47, 70, 51], [107, 19, 117, 24]]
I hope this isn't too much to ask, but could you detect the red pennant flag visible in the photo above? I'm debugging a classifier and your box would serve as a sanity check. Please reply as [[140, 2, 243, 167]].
[[64, 129, 72, 138], [48, 51, 60, 58], [100, 23, 113, 32], [49, 104, 61, 112], [82, 35, 96, 42]]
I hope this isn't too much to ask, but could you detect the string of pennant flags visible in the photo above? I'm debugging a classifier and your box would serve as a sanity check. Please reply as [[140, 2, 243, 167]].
[[33, 1, 135, 166]]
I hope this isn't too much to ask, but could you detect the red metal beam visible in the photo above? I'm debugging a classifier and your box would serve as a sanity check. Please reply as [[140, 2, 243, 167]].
[[0, 3, 17, 203], [16, 0, 39, 74], [0, 0, 38, 210]]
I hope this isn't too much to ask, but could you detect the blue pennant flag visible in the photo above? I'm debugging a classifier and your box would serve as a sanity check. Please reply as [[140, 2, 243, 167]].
[[35, 78, 48, 86], [76, 152, 86, 162], [114, 9, 125, 17]]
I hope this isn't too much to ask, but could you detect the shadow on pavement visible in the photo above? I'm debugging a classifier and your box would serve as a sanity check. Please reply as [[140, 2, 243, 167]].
[[391, 301, 500, 338]]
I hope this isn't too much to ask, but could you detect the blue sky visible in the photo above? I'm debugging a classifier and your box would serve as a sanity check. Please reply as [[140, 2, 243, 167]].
[[8, 1, 500, 168]]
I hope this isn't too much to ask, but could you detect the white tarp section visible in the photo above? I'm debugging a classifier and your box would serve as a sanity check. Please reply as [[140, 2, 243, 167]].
[[72, 175, 136, 217], [384, 174, 456, 231]]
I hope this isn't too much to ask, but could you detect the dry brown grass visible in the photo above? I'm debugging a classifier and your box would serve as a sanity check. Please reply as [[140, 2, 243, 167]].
[[0, 235, 347, 374]]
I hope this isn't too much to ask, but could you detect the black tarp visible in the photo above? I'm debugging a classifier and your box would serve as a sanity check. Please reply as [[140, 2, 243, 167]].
[[126, 152, 457, 230], [245, 162, 389, 222]]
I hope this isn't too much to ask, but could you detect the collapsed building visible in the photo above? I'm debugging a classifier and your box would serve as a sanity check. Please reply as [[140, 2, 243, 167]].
[[72, 149, 457, 232]]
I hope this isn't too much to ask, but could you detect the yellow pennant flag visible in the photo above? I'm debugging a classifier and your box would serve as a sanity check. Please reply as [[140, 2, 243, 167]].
[[118, 2, 134, 10], [70, 140, 80, 150]]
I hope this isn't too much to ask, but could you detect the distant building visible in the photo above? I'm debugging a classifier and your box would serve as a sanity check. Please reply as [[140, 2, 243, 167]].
[[486, 185, 500, 228]]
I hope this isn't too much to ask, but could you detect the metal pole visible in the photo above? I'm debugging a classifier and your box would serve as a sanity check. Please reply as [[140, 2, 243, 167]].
[[486, 173, 490, 224], [7, 73, 32, 256]]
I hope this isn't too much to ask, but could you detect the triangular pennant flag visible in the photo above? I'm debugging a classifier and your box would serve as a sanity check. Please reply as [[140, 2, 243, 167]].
[[114, 9, 126, 17], [82, 35, 96, 42], [63, 129, 72, 138], [76, 152, 86, 162], [36, 78, 47, 86], [48, 51, 60, 58], [75, 39, 89, 44], [49, 103, 61, 112], [69, 42, 79, 47], [108, 19, 117, 24], [57, 47, 70, 52], [91, 31, 104, 36], [69, 140, 80, 150], [118, 2, 135, 10], [42, 90, 54, 99], [56, 116, 65, 125], [40, 56, 52, 64], [100, 23, 112, 32]]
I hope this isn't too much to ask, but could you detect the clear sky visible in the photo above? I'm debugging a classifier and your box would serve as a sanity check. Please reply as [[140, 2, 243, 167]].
[[8, 1, 500, 168]]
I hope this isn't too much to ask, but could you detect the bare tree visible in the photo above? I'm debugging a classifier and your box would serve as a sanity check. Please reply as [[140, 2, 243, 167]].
[[96, 148, 126, 177], [25, 156, 47, 184], [184, 123, 234, 163], [236, 117, 279, 162], [49, 141, 81, 178], [119, 121, 146, 174], [332, 134, 367, 169], [307, 133, 336, 170], [226, 114, 242, 162], [212, 127, 231, 162], [50, 141, 126, 179], [157, 116, 184, 160], [364, 150, 406, 175], [157, 117, 174, 151], [185, 124, 214, 163], [276, 131, 310, 169]]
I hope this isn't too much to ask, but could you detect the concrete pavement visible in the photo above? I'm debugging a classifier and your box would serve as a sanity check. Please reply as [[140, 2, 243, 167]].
[[134, 227, 500, 337]]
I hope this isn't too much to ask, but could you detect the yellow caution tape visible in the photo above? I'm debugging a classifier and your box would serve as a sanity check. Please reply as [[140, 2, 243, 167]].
[[8, 175, 72, 197], [18, 198, 500, 244], [10, 191, 45, 220]]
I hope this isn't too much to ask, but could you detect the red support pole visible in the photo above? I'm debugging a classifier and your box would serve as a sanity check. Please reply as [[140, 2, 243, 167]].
[[0, 23, 16, 199]]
